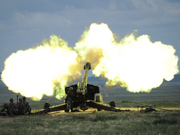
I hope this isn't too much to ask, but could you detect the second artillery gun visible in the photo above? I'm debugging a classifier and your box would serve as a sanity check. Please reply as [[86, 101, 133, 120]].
[[32, 62, 130, 114]]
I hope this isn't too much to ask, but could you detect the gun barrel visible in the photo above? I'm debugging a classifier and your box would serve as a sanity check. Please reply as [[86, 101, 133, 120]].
[[17, 95, 18, 105], [77, 62, 91, 94], [82, 62, 91, 84]]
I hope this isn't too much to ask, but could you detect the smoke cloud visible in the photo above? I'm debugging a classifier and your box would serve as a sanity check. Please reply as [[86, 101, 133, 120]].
[[75, 23, 179, 92], [1, 23, 179, 100], [1, 35, 81, 101]]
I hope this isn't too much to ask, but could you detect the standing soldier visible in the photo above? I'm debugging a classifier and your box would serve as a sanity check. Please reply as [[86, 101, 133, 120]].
[[22, 97, 31, 115], [8, 98, 18, 116], [65, 87, 75, 112]]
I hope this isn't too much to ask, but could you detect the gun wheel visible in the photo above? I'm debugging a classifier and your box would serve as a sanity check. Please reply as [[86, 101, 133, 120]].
[[65, 109, 69, 112], [97, 108, 102, 111]]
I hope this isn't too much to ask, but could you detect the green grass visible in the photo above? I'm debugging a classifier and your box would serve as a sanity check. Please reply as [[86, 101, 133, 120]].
[[0, 111, 179, 135], [113, 100, 180, 108]]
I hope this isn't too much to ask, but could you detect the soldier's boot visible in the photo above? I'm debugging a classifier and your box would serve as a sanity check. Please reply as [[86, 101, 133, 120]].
[[65, 104, 70, 112]]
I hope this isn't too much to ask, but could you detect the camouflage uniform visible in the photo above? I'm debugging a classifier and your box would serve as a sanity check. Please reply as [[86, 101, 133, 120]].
[[65, 87, 75, 112], [1, 103, 8, 112], [8, 98, 18, 115], [0, 103, 9, 116], [22, 97, 31, 115], [17, 98, 25, 115]]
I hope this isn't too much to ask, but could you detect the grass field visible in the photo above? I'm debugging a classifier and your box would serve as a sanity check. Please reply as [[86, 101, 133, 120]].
[[0, 78, 180, 135], [0, 111, 179, 135]]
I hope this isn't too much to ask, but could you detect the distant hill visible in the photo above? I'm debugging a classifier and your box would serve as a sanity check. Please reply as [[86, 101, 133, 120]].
[[168, 74, 180, 82], [88, 76, 107, 82], [0, 72, 5, 86]]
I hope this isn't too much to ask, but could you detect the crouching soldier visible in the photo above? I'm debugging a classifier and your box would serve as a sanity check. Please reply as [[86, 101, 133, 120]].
[[0, 103, 9, 116], [17, 98, 25, 115], [8, 98, 18, 116], [22, 97, 31, 115], [65, 87, 75, 112]]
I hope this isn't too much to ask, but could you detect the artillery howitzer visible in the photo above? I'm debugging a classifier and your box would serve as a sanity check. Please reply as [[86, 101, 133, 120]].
[[32, 62, 130, 115]]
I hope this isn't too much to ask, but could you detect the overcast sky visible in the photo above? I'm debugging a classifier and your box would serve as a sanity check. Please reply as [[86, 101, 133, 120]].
[[0, 0, 180, 73]]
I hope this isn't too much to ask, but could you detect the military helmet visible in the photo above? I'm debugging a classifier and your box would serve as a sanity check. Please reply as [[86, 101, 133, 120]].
[[4, 103, 7, 106], [10, 98, 14, 102], [22, 97, 26, 101], [19, 98, 22, 102]]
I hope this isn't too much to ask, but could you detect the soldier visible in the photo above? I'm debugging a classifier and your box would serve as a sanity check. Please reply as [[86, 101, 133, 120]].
[[8, 98, 18, 116], [65, 87, 75, 112], [44, 102, 51, 112], [17, 98, 25, 115], [1, 103, 8, 112], [144, 106, 156, 113], [44, 102, 50, 109], [0, 103, 9, 116], [22, 97, 31, 115], [109, 101, 116, 108]]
